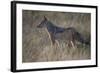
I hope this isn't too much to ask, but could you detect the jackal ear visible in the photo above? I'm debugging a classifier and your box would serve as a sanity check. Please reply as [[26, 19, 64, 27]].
[[44, 16, 48, 20]]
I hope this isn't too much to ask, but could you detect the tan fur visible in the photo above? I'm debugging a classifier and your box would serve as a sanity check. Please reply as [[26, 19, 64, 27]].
[[71, 41, 75, 49], [45, 28, 59, 48], [45, 28, 76, 49], [45, 28, 54, 47]]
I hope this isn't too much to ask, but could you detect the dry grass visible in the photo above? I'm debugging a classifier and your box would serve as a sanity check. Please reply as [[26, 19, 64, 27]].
[[22, 10, 91, 63], [23, 39, 90, 62]]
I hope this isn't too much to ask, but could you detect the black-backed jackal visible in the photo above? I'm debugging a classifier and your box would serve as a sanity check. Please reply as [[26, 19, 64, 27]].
[[37, 16, 90, 49]]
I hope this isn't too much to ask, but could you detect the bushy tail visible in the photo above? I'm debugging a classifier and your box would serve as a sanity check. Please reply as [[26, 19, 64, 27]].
[[75, 31, 90, 45]]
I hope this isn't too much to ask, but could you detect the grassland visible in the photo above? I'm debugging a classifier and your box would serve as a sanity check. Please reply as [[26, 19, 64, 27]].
[[22, 10, 91, 63]]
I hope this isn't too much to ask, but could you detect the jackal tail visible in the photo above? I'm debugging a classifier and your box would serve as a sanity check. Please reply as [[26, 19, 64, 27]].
[[75, 31, 90, 45]]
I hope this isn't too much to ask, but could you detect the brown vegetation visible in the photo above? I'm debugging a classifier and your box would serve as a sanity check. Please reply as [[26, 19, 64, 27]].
[[22, 10, 91, 63]]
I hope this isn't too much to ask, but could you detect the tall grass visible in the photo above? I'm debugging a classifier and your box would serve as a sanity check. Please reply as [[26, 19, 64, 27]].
[[22, 10, 91, 63]]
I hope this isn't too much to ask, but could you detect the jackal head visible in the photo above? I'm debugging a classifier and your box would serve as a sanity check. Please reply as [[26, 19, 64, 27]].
[[37, 16, 48, 28]]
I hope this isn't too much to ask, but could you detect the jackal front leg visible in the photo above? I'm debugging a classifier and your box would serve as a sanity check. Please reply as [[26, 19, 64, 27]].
[[55, 40, 60, 48], [48, 33, 56, 48], [45, 28, 55, 48], [71, 41, 77, 49]]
